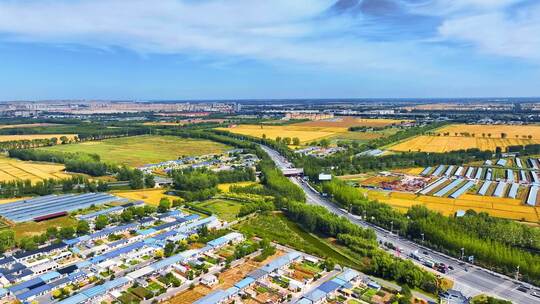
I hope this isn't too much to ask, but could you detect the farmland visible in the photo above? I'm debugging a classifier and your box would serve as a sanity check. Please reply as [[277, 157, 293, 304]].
[[0, 134, 77, 142], [217, 124, 343, 144], [12, 215, 78, 241], [0, 155, 70, 183], [113, 189, 180, 206], [196, 199, 242, 222], [0, 123, 61, 129], [217, 181, 258, 192], [217, 122, 398, 145], [39, 135, 231, 167], [388, 124, 540, 152], [294, 116, 412, 128], [360, 189, 540, 223]]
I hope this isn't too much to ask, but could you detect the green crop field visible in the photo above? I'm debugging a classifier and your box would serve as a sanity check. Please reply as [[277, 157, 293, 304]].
[[39, 135, 231, 167], [197, 199, 242, 222]]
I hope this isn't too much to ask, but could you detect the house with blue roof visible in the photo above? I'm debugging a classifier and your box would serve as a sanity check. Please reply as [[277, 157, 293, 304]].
[[234, 277, 255, 291], [193, 289, 229, 304]]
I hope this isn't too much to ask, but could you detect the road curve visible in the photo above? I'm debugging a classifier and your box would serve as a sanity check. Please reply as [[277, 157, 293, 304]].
[[259, 145, 540, 304]]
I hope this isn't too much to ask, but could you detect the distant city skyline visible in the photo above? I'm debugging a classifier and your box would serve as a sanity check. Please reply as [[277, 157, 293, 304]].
[[0, 0, 539, 100]]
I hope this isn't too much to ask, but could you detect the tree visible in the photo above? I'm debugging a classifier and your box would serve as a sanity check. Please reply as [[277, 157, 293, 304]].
[[95, 214, 108, 230], [97, 181, 109, 192], [19, 237, 37, 251], [144, 174, 155, 188], [158, 198, 171, 213], [320, 138, 330, 148], [59, 136, 69, 144], [172, 199, 183, 208], [59, 227, 75, 239], [322, 258, 335, 271], [76, 220, 90, 235], [164, 242, 176, 257], [398, 285, 412, 304], [292, 137, 301, 145], [129, 169, 144, 189], [120, 209, 133, 222], [0, 230, 15, 253]]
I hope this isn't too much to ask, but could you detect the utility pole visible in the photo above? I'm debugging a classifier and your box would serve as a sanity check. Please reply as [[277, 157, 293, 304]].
[[390, 221, 394, 234], [461, 248, 465, 260], [516, 265, 520, 280], [421, 233, 425, 244]]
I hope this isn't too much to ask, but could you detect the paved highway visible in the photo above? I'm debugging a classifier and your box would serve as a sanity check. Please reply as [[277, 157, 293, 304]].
[[260, 145, 540, 304]]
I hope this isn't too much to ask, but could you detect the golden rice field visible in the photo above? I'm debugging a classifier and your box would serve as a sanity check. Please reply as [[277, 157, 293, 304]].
[[0, 123, 60, 129], [438, 124, 540, 139], [0, 156, 70, 183], [113, 189, 180, 206], [217, 125, 347, 143], [388, 124, 540, 152], [363, 189, 540, 223], [294, 116, 412, 128], [217, 181, 258, 192], [0, 134, 77, 142]]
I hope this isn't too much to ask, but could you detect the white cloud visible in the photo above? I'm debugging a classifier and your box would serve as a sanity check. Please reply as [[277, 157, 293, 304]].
[[0, 0, 436, 72], [407, 0, 523, 15], [438, 4, 540, 60]]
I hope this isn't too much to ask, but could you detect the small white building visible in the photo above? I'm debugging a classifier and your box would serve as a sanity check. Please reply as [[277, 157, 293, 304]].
[[201, 274, 218, 287], [318, 173, 332, 181]]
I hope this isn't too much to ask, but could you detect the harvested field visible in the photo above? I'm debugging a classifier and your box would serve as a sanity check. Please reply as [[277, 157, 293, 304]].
[[364, 189, 539, 222], [0, 123, 61, 129], [39, 135, 230, 167], [217, 181, 258, 192], [0, 134, 77, 142], [389, 124, 540, 152], [217, 124, 344, 144], [13, 216, 78, 241], [294, 117, 412, 128], [438, 124, 540, 139], [113, 189, 179, 206], [0, 156, 70, 183], [218, 122, 399, 145], [0, 197, 30, 205]]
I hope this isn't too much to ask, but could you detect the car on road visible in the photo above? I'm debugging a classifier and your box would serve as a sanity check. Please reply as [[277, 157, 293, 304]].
[[423, 251, 429, 255], [517, 286, 530, 293], [448, 265, 454, 270], [531, 291, 540, 298]]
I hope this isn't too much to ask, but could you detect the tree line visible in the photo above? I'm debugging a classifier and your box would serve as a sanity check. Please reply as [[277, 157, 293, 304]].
[[0, 175, 109, 198]]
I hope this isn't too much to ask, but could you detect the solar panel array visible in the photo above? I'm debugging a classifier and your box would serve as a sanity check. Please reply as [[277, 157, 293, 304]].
[[0, 193, 123, 223]]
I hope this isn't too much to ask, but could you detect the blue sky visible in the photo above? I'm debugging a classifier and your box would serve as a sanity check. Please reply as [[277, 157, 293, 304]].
[[0, 0, 539, 100]]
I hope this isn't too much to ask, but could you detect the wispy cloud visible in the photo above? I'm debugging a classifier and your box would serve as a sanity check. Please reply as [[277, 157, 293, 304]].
[[0, 0, 538, 70], [437, 3, 540, 60]]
